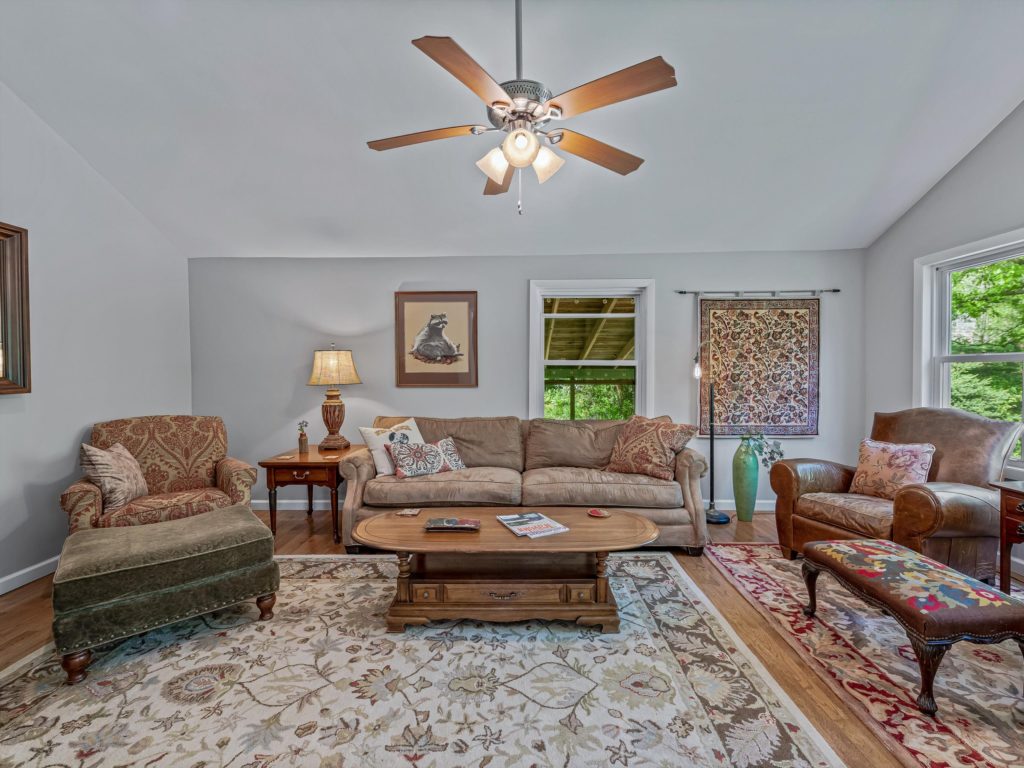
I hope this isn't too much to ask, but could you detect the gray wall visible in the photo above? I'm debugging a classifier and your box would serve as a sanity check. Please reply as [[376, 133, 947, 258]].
[[865, 101, 1024, 416], [0, 83, 192, 590], [189, 250, 865, 510]]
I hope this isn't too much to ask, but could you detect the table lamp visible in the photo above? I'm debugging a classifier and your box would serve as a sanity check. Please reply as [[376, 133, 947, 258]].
[[307, 344, 361, 450]]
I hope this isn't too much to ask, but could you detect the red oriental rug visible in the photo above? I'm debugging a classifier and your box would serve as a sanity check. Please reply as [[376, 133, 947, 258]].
[[706, 543, 1024, 768]]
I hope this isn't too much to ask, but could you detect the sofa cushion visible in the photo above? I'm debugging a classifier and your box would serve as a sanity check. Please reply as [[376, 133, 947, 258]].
[[522, 467, 683, 508], [403, 416, 524, 471], [98, 488, 235, 527], [796, 492, 894, 538], [525, 419, 626, 470], [53, 504, 273, 611], [363, 467, 522, 507]]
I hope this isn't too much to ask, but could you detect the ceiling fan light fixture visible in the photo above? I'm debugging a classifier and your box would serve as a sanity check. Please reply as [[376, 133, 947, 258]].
[[476, 147, 510, 184], [501, 127, 540, 168], [532, 145, 564, 184]]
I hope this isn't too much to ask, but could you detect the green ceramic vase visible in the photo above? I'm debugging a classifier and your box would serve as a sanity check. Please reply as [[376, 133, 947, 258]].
[[732, 437, 759, 523]]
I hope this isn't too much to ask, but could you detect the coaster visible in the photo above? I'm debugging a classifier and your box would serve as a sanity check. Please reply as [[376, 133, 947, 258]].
[[587, 508, 611, 518]]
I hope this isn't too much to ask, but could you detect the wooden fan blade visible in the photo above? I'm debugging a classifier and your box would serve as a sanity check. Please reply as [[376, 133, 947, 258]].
[[545, 56, 676, 119], [367, 125, 480, 151], [550, 130, 644, 175], [483, 165, 515, 195], [412, 36, 511, 107]]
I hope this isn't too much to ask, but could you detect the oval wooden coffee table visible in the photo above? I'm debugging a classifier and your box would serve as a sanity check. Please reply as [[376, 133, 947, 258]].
[[353, 507, 659, 633]]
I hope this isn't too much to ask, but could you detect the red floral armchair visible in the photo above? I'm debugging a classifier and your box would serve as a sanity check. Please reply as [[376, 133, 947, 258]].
[[60, 415, 256, 532]]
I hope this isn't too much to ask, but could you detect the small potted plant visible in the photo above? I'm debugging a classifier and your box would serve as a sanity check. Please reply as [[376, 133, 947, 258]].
[[297, 420, 310, 454], [733, 432, 784, 522]]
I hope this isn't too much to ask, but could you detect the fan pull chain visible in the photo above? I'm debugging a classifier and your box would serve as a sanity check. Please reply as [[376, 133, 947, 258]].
[[517, 168, 524, 215]]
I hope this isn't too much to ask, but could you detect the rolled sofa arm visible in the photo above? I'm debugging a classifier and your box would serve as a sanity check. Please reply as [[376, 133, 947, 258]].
[[216, 457, 257, 505], [770, 458, 856, 557], [61, 479, 103, 533], [339, 449, 375, 546], [676, 447, 709, 547], [892, 482, 1002, 551]]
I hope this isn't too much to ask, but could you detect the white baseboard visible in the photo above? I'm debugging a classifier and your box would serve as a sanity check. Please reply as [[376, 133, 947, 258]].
[[0, 555, 59, 595], [251, 499, 335, 511], [705, 499, 775, 513]]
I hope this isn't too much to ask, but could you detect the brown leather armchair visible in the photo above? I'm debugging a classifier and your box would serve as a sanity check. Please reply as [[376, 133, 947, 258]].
[[771, 407, 1022, 580]]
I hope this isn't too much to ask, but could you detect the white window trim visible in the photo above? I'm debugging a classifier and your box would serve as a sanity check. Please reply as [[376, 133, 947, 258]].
[[913, 226, 1024, 476], [528, 279, 655, 419]]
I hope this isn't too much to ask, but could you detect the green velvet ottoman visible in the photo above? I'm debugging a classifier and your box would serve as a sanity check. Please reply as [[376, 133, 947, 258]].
[[52, 504, 279, 684]]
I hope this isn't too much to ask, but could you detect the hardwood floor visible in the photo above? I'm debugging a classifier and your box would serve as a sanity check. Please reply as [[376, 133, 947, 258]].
[[0, 510, 901, 767]]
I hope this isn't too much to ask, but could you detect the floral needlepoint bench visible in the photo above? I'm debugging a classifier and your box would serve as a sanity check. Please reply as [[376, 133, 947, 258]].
[[801, 539, 1024, 716]]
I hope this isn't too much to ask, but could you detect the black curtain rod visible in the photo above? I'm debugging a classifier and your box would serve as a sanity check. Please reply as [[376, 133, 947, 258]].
[[675, 289, 840, 295]]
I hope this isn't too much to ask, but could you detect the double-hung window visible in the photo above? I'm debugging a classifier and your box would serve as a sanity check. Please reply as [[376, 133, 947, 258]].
[[528, 280, 653, 420], [930, 251, 1024, 465]]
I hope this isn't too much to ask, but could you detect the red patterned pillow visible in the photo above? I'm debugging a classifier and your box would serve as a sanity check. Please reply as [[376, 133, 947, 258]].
[[605, 415, 697, 480], [849, 439, 935, 500], [386, 437, 466, 479]]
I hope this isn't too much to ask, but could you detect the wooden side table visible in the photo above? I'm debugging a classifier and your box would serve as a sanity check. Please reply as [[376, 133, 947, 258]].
[[994, 480, 1024, 594], [258, 444, 364, 544]]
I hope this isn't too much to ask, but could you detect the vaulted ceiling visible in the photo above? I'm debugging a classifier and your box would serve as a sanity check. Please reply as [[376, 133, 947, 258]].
[[2, 0, 1024, 258]]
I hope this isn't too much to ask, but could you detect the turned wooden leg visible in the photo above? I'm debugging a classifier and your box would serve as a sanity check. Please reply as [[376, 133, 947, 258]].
[[61, 649, 92, 685], [909, 636, 948, 716], [801, 560, 820, 617], [680, 546, 704, 557], [595, 551, 609, 604], [307, 485, 314, 516], [256, 593, 276, 621], [396, 552, 412, 603]]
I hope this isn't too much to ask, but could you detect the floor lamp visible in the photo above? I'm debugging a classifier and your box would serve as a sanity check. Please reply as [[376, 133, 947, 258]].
[[693, 348, 730, 525]]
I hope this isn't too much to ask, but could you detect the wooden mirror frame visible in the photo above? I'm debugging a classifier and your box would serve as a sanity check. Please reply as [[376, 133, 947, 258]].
[[0, 222, 30, 394]]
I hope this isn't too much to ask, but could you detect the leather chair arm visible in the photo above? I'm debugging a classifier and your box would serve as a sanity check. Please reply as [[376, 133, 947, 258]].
[[892, 482, 1001, 545], [339, 449, 375, 546], [676, 447, 709, 546], [770, 459, 855, 556], [216, 457, 258, 505], [60, 479, 103, 533]]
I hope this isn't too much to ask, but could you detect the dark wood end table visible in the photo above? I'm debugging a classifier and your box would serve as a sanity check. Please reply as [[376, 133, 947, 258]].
[[258, 444, 364, 544], [994, 480, 1024, 593]]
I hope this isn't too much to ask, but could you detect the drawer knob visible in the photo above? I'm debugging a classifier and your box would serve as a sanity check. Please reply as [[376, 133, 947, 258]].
[[488, 591, 520, 601], [577, 591, 586, 599], [422, 591, 430, 598], [1017, 501, 1024, 514], [293, 471, 310, 480], [1017, 522, 1024, 537]]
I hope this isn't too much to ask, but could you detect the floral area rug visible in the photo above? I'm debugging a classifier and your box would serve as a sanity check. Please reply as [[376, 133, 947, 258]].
[[0, 553, 843, 768], [706, 543, 1024, 768]]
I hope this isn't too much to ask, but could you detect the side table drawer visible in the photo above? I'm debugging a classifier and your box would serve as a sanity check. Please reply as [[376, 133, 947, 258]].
[[444, 583, 564, 604], [271, 467, 330, 484], [412, 584, 441, 603], [1003, 493, 1024, 518]]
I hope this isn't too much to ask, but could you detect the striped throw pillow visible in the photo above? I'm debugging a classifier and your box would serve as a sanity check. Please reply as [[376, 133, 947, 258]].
[[80, 442, 149, 510]]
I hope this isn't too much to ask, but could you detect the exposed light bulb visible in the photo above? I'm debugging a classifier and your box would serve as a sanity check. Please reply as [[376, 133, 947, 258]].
[[532, 146, 565, 184], [475, 147, 510, 185], [692, 361, 702, 380], [501, 128, 540, 168]]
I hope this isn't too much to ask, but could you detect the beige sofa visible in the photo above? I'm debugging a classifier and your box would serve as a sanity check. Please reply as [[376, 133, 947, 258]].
[[339, 416, 709, 553]]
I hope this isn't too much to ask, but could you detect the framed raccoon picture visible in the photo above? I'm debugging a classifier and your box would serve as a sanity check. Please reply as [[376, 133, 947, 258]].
[[394, 291, 478, 387]]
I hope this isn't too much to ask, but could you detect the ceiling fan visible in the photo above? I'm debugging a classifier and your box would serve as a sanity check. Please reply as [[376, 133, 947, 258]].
[[367, 0, 677, 203]]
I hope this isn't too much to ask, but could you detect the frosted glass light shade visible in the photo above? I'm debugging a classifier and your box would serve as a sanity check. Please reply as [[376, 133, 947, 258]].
[[501, 128, 540, 168], [532, 146, 565, 184], [476, 147, 510, 184], [308, 349, 361, 387]]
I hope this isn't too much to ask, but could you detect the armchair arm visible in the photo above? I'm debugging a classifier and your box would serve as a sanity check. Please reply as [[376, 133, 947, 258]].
[[216, 457, 257, 505], [892, 482, 1001, 550], [770, 458, 856, 556], [339, 449, 375, 546], [60, 479, 103, 533], [675, 448, 709, 547]]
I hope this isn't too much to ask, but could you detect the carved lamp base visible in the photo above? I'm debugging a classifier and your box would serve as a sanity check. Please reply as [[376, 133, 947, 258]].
[[319, 388, 350, 450]]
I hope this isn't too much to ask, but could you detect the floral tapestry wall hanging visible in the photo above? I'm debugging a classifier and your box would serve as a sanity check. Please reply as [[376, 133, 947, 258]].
[[698, 298, 819, 436]]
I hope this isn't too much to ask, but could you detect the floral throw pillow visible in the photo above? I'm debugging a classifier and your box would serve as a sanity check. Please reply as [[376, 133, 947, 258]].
[[386, 437, 467, 479], [605, 415, 697, 480], [849, 439, 936, 500]]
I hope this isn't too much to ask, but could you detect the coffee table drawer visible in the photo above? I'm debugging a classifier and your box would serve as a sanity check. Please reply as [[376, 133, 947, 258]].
[[443, 583, 564, 604], [412, 584, 441, 603]]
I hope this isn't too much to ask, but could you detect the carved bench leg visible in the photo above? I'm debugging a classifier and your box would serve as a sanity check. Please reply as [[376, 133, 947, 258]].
[[909, 636, 949, 716], [256, 593, 276, 621], [801, 560, 821, 617], [61, 649, 92, 685]]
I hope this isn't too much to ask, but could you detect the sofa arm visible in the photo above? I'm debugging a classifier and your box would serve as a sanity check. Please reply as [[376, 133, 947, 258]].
[[892, 482, 1001, 549], [676, 447, 709, 547], [339, 449, 375, 546], [217, 457, 257, 505], [770, 459, 856, 557], [60, 479, 103, 533]]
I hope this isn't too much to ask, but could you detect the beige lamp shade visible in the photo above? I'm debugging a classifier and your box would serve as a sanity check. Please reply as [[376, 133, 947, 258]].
[[307, 348, 361, 387]]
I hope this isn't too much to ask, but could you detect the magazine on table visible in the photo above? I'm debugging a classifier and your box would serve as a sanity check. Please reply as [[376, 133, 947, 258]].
[[496, 511, 569, 538]]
